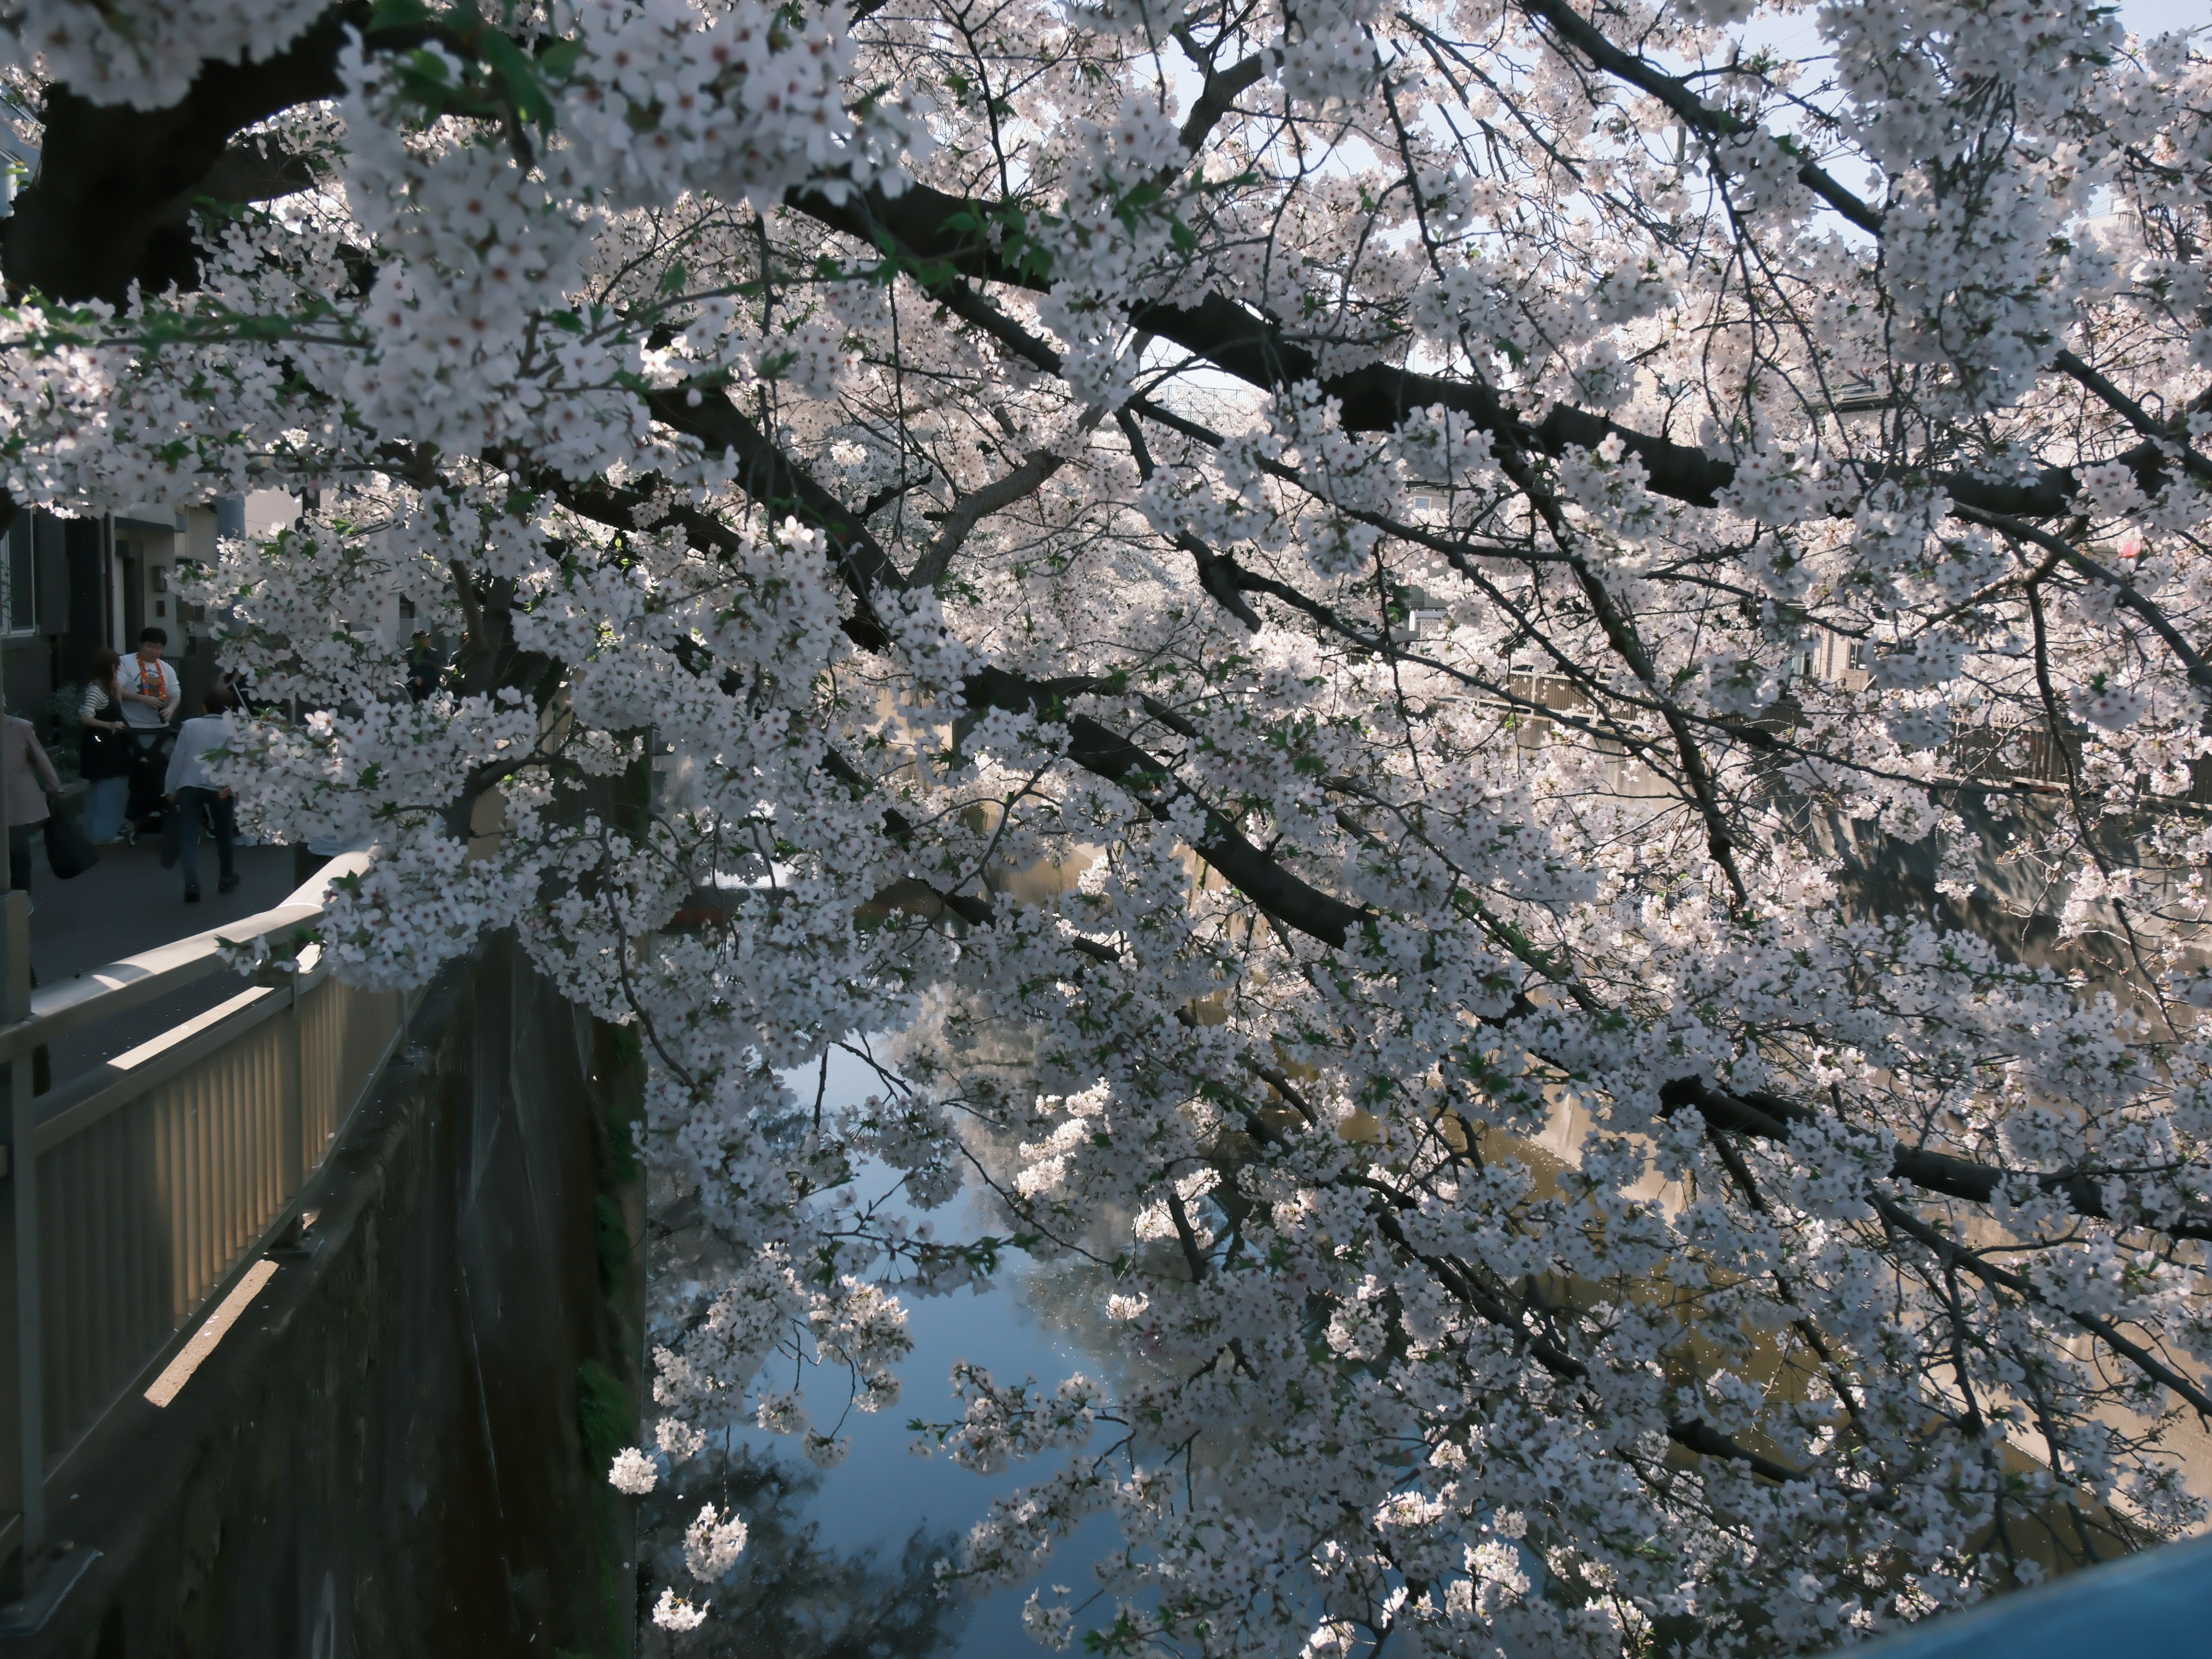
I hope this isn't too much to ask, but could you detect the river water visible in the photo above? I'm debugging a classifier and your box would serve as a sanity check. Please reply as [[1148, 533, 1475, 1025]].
[[636, 1045, 1121, 1657]]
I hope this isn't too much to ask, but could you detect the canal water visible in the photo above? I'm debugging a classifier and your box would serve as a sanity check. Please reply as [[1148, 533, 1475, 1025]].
[[637, 1044, 1124, 1656]]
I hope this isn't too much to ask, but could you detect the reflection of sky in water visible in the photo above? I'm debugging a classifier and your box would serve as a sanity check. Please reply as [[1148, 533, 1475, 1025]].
[[662, 1045, 1118, 1656]]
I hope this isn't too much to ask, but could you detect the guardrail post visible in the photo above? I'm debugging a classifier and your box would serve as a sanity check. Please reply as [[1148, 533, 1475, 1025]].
[[2, 888, 39, 1592], [284, 969, 305, 1196]]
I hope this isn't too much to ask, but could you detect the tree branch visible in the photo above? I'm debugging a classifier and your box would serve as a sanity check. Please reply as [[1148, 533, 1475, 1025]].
[[4, 3, 364, 303], [910, 413, 1104, 589], [1873, 1194, 2212, 1418], [783, 180, 2187, 520], [2051, 349, 2212, 487], [1506, 0, 1883, 235], [1661, 1077, 2212, 1244], [1952, 503, 2212, 695]]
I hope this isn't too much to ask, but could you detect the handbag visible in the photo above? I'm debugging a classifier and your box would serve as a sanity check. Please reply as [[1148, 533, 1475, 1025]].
[[81, 695, 130, 780], [83, 727, 128, 777], [43, 802, 98, 879]]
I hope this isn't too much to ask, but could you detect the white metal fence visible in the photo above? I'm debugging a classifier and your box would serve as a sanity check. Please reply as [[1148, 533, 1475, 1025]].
[[0, 854, 410, 1577]]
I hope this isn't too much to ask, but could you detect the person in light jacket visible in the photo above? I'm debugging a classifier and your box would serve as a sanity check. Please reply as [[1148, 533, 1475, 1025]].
[[163, 685, 240, 903], [2, 703, 63, 897]]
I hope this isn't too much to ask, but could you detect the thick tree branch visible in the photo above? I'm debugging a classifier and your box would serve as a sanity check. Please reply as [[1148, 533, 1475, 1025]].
[[1506, 0, 1883, 235], [3, 3, 364, 303], [18, 11, 2187, 539], [2051, 350, 2212, 487], [642, 386, 906, 644], [962, 667, 1374, 948], [1115, 410, 1263, 631], [785, 180, 2186, 520], [1169, 39, 1278, 161], [1661, 1078, 2212, 1243], [581, 395, 1378, 950], [911, 409, 1107, 588], [1952, 503, 2212, 695], [1663, 1416, 1809, 1484]]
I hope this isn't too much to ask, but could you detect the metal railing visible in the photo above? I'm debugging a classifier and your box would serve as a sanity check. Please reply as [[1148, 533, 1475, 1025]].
[[1834, 1528, 2212, 1657], [0, 854, 410, 1584]]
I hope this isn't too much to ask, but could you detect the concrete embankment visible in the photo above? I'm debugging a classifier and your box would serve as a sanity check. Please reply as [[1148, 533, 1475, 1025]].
[[19, 933, 644, 1658]]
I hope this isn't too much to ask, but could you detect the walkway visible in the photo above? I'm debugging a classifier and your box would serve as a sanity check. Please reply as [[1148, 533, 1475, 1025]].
[[26, 834, 306, 1089]]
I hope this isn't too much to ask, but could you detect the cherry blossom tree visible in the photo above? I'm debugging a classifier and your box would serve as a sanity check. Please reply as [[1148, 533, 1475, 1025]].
[[3, 0, 2211, 1650]]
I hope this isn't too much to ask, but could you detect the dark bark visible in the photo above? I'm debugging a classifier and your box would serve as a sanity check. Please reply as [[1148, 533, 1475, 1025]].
[[640, 388, 903, 646], [2, 5, 362, 304], [785, 179, 2173, 517], [1659, 1077, 2212, 1242], [961, 671, 1374, 948]]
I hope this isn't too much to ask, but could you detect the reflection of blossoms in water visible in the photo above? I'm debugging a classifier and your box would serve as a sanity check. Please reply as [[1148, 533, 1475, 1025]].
[[635, 1442, 964, 1658]]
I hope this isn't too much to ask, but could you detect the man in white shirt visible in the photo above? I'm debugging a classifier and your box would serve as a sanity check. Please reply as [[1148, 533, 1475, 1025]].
[[122, 625, 181, 828], [162, 684, 238, 901], [120, 626, 179, 726]]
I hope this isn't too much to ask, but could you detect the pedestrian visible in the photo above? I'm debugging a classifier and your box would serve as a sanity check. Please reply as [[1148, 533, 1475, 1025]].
[[119, 625, 180, 830], [2, 699, 64, 900], [162, 684, 241, 902], [77, 647, 134, 844], [404, 629, 445, 702]]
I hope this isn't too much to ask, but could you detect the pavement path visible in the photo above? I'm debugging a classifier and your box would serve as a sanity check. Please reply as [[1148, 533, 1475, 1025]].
[[26, 834, 309, 1090]]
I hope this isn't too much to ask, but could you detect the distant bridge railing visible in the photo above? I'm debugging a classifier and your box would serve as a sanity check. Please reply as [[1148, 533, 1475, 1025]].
[[0, 854, 411, 1589]]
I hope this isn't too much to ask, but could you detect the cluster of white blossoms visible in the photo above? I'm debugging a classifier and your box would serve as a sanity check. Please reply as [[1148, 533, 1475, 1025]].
[[5, 0, 2212, 1651], [554, 0, 903, 210], [0, 0, 329, 108]]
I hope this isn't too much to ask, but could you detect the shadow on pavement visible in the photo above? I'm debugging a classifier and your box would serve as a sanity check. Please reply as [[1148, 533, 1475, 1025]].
[[28, 836, 306, 1090]]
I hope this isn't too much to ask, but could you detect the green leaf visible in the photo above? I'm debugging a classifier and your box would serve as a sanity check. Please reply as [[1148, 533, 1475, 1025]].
[[536, 37, 584, 81], [479, 26, 555, 130], [367, 0, 435, 27]]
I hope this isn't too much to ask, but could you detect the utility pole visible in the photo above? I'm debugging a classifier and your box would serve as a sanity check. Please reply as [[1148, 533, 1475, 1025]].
[[0, 569, 35, 1600], [0, 517, 99, 1631]]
